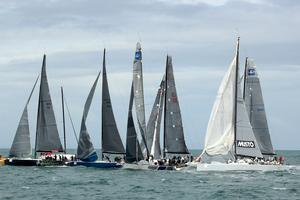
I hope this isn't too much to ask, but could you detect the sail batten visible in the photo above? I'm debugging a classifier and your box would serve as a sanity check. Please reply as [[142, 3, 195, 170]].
[[77, 73, 100, 162], [244, 59, 274, 155], [35, 55, 63, 153], [102, 49, 125, 156]]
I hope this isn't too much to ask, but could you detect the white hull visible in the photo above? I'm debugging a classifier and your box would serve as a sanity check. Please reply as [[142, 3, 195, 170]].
[[197, 162, 292, 172], [123, 162, 149, 170]]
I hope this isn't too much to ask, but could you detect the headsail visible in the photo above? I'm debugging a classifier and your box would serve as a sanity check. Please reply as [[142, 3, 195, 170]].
[[147, 78, 165, 160], [101, 49, 125, 156], [35, 55, 63, 153], [132, 42, 149, 158], [125, 83, 144, 163], [9, 76, 39, 158], [201, 39, 262, 162], [77, 73, 100, 162], [243, 58, 274, 155], [163, 56, 189, 156]]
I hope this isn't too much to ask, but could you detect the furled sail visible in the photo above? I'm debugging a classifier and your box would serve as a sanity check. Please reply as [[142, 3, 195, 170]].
[[35, 55, 63, 153], [102, 49, 125, 155], [77, 73, 100, 162], [132, 42, 149, 157], [147, 78, 165, 160], [243, 58, 274, 155], [125, 83, 144, 163], [163, 56, 189, 155], [9, 76, 39, 158]]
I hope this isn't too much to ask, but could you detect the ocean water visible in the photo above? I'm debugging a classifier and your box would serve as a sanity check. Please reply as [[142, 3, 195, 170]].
[[1, 149, 300, 200]]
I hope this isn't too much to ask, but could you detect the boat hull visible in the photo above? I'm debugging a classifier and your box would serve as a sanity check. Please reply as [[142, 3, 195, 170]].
[[148, 164, 175, 170], [5, 158, 40, 166], [197, 162, 291, 172], [67, 161, 123, 169], [123, 163, 149, 170]]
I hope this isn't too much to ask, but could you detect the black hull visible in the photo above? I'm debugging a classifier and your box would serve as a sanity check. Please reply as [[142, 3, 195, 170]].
[[5, 158, 39, 166]]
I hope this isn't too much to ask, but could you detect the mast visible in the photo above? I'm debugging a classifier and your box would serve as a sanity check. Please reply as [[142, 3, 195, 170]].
[[243, 57, 248, 100], [163, 56, 168, 158], [34, 55, 46, 158], [233, 37, 240, 160], [61, 87, 66, 154], [101, 48, 105, 160]]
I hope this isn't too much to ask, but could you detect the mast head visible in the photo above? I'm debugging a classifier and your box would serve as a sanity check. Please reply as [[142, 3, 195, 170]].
[[136, 42, 141, 51]]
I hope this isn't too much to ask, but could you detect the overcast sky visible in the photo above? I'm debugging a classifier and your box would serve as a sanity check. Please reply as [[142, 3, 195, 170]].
[[0, 0, 299, 150]]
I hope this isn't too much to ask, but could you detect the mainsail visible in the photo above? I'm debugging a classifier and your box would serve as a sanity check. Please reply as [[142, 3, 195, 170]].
[[101, 49, 125, 156], [201, 38, 262, 162], [35, 55, 63, 154], [9, 76, 39, 158], [147, 78, 165, 160], [243, 58, 274, 155], [125, 83, 144, 163], [132, 42, 149, 157], [77, 73, 100, 162], [163, 56, 189, 156]]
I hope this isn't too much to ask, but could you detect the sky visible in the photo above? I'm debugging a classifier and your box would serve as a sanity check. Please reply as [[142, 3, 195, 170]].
[[0, 0, 299, 150]]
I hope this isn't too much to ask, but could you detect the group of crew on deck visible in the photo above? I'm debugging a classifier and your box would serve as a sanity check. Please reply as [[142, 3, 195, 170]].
[[228, 156, 285, 165]]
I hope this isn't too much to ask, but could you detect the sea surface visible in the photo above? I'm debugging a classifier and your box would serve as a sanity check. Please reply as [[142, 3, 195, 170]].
[[1, 149, 300, 200]]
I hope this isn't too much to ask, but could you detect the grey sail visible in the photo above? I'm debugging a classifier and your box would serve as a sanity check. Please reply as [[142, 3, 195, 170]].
[[235, 74, 263, 158], [102, 49, 125, 155], [35, 55, 63, 153], [147, 78, 165, 160], [9, 76, 39, 158], [243, 58, 274, 155], [125, 83, 144, 163], [234, 39, 262, 159], [77, 73, 100, 162], [132, 42, 148, 157], [163, 56, 189, 155]]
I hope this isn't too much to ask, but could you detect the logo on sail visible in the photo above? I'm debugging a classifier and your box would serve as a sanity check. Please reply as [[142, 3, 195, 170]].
[[135, 51, 142, 60], [248, 68, 256, 76], [237, 140, 255, 148]]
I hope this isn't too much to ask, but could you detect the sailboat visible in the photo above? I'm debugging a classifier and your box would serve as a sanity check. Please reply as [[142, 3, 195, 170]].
[[243, 58, 275, 157], [197, 38, 286, 171], [123, 43, 150, 169], [148, 55, 190, 170], [5, 76, 41, 166], [71, 49, 125, 168], [34, 55, 71, 166], [132, 42, 149, 159]]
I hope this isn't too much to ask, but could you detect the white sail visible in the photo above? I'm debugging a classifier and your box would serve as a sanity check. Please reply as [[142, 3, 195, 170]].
[[201, 39, 262, 162], [202, 58, 236, 158]]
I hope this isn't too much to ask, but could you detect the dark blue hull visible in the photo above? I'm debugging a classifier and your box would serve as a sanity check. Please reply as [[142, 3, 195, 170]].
[[67, 161, 123, 169]]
